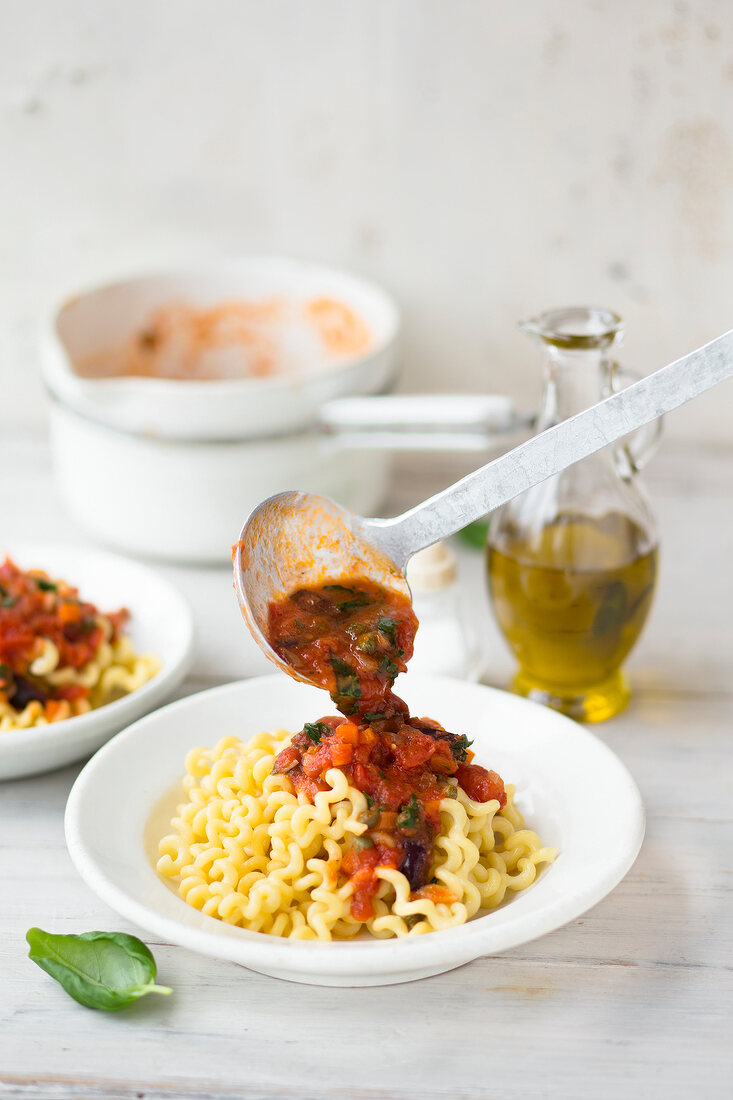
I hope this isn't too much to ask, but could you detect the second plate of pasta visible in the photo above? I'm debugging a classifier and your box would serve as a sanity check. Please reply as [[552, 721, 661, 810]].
[[65, 674, 644, 986], [0, 542, 194, 779]]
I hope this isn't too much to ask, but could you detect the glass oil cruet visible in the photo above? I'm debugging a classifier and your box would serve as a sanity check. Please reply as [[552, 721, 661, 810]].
[[487, 306, 660, 722]]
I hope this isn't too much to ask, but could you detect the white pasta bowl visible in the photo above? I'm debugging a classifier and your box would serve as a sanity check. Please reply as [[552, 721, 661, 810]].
[[0, 543, 194, 780], [65, 674, 645, 986]]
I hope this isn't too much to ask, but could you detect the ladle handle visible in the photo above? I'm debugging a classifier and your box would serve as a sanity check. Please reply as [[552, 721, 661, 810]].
[[363, 328, 733, 571]]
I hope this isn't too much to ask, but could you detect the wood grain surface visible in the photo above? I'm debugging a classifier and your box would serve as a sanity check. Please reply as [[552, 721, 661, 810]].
[[1, 437, 731, 1100]]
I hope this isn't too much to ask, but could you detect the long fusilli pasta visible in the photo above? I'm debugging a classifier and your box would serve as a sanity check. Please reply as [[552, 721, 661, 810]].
[[157, 730, 557, 941]]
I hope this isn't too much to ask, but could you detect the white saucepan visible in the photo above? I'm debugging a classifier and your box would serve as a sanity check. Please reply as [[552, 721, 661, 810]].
[[42, 259, 525, 563]]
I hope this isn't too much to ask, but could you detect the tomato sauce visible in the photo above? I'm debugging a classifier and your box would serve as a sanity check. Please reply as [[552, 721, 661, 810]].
[[267, 578, 506, 921]]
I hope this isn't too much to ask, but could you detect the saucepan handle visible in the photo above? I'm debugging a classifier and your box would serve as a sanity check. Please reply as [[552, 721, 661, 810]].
[[317, 394, 533, 452]]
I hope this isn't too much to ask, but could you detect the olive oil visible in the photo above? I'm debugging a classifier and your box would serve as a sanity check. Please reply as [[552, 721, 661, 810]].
[[488, 513, 658, 721]]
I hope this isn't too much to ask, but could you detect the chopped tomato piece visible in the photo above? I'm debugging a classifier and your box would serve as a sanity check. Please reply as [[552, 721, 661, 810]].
[[273, 744, 300, 773], [413, 884, 458, 906], [391, 729, 437, 769], [455, 764, 507, 805]]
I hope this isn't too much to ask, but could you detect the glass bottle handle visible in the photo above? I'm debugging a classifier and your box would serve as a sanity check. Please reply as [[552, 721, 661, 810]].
[[607, 361, 663, 472]]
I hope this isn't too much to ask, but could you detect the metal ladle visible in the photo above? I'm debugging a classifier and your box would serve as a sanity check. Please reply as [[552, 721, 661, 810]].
[[234, 329, 733, 681]]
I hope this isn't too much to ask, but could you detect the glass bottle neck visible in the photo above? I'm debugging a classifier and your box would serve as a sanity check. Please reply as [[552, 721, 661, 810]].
[[537, 347, 607, 430]]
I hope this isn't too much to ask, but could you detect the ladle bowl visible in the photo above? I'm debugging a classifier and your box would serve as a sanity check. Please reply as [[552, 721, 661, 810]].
[[233, 492, 411, 684]]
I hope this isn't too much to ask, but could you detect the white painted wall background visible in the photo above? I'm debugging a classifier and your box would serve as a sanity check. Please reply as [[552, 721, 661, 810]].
[[3, 0, 733, 444]]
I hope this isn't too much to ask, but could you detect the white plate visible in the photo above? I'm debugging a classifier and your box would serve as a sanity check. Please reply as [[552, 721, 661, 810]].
[[0, 543, 194, 780], [65, 674, 644, 986]]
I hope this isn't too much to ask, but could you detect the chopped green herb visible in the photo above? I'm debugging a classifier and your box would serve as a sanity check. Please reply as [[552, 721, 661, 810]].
[[364, 793, 374, 807], [35, 579, 58, 593], [337, 596, 372, 614], [1, 593, 16, 608], [397, 794, 421, 832], [356, 633, 378, 654], [323, 584, 355, 595], [358, 808, 380, 828], [303, 720, 331, 744], [26, 928, 172, 1011], [379, 657, 399, 682], [450, 735, 474, 762], [377, 616, 397, 645], [378, 769, 387, 780], [363, 712, 386, 723], [330, 657, 361, 700]]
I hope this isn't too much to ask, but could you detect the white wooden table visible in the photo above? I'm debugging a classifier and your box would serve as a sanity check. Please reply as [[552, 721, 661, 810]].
[[1, 436, 732, 1100]]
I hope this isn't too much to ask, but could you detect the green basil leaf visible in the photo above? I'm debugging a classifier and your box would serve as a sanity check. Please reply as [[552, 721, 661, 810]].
[[26, 928, 172, 1011], [323, 584, 355, 595], [35, 579, 58, 592]]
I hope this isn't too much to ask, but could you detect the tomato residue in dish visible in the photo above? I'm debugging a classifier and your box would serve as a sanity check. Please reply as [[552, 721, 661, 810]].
[[74, 297, 372, 381], [0, 558, 127, 714], [267, 579, 506, 921]]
